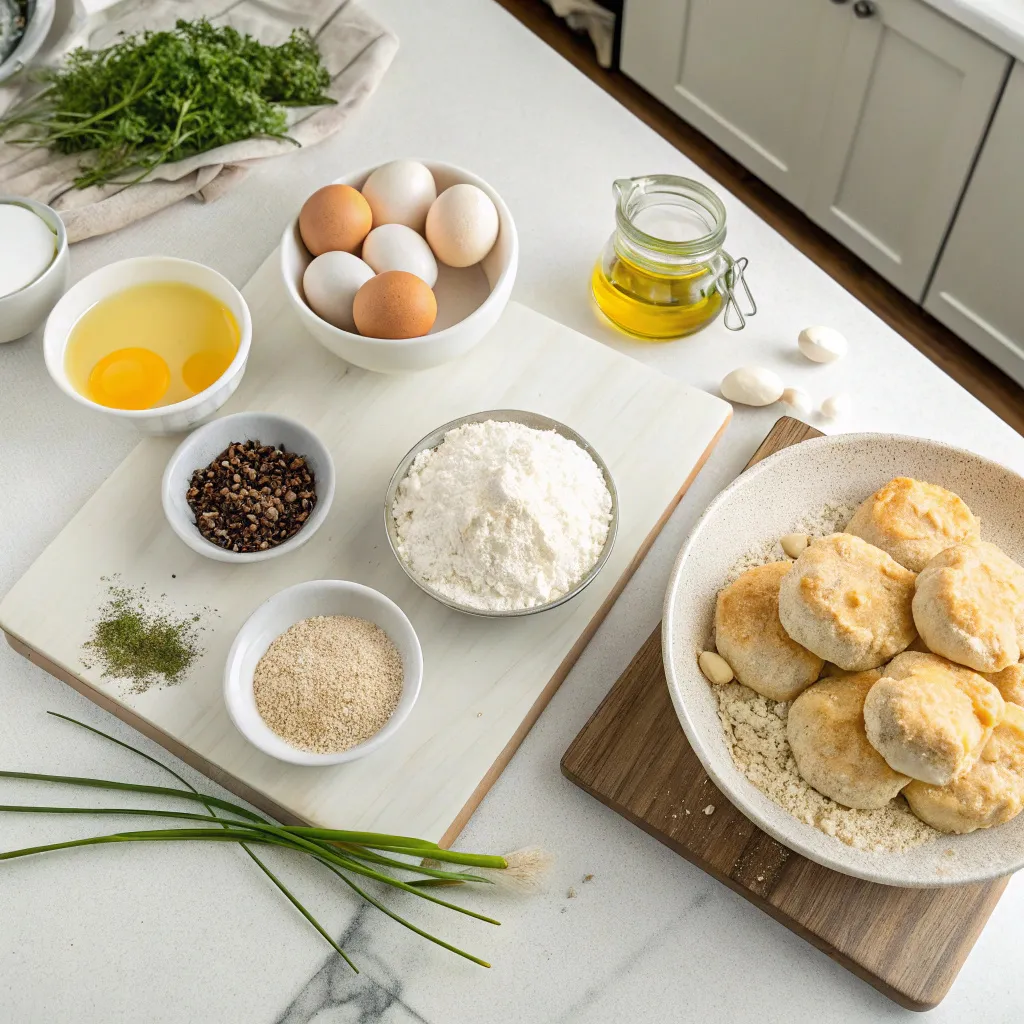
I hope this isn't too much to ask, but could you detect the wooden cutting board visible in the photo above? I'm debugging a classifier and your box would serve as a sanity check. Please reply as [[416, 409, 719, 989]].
[[561, 417, 1008, 1012], [0, 248, 731, 847]]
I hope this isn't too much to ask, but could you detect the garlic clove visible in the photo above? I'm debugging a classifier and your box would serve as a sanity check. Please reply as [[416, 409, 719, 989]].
[[798, 326, 848, 363], [720, 366, 784, 407], [820, 392, 852, 419], [780, 532, 810, 558], [781, 387, 812, 418], [699, 651, 734, 685]]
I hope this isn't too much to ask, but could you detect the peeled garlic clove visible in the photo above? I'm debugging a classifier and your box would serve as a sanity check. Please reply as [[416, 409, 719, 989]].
[[798, 326, 848, 363], [781, 387, 812, 418], [699, 651, 734, 685], [781, 532, 810, 558], [820, 392, 852, 419], [720, 366, 784, 407]]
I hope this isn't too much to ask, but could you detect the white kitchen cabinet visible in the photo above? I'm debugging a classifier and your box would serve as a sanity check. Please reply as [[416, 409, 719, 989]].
[[805, 0, 1008, 299], [620, 0, 848, 208], [620, 0, 1010, 299], [925, 60, 1024, 388]]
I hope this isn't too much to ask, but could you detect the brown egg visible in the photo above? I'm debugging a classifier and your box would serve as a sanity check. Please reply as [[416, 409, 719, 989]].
[[352, 271, 437, 339], [298, 185, 372, 256]]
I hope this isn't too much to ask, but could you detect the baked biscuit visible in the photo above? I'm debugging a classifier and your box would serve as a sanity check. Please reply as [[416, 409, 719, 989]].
[[913, 541, 1024, 673], [863, 651, 1004, 785], [846, 477, 979, 571], [715, 562, 824, 701], [778, 533, 917, 671], [985, 662, 1024, 708], [787, 670, 909, 808], [904, 702, 1024, 833]]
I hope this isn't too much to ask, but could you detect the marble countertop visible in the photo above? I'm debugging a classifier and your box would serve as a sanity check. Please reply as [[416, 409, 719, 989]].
[[2, 0, 1024, 1021], [924, 0, 1024, 63]]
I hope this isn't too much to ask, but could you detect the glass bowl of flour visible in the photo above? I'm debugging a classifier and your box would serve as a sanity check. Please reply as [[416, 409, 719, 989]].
[[385, 410, 618, 617]]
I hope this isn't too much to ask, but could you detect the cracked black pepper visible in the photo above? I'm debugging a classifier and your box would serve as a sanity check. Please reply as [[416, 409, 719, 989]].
[[186, 440, 317, 553]]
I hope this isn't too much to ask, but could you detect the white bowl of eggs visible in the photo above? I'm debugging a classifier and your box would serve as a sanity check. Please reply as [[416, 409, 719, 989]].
[[280, 159, 518, 373]]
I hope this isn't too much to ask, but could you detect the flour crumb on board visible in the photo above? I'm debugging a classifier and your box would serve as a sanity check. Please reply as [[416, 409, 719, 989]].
[[703, 805, 715, 816], [713, 501, 937, 854], [567, 886, 577, 899]]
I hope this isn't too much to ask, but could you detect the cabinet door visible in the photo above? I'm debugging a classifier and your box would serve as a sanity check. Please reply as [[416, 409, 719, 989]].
[[805, 0, 1008, 299], [925, 61, 1024, 388], [620, 0, 847, 207]]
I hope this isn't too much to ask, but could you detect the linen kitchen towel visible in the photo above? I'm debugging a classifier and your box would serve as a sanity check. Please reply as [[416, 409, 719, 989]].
[[0, 0, 398, 241]]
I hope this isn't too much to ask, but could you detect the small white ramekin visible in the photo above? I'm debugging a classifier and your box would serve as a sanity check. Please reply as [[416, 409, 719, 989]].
[[280, 159, 518, 373], [224, 579, 423, 766], [43, 256, 252, 435], [0, 196, 70, 344], [161, 411, 335, 564]]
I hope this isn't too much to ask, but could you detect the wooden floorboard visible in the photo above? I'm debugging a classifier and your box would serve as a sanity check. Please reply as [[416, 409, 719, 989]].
[[493, 0, 1024, 437]]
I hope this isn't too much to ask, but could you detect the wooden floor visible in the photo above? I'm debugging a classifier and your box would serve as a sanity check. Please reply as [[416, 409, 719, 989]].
[[494, 0, 1024, 437]]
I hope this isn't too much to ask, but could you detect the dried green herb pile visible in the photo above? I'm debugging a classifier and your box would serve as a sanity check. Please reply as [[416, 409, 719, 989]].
[[0, 18, 335, 189], [83, 580, 206, 693]]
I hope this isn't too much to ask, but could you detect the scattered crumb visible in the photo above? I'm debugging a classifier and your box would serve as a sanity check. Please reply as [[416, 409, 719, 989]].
[[476, 712, 482, 718], [715, 681, 935, 852], [171, 574, 176, 579], [560, 907, 567, 914], [703, 805, 715, 816], [566, 887, 577, 899], [945, 848, 956, 857], [685, 809, 691, 815], [582, 874, 594, 883], [756, 875, 765, 882]]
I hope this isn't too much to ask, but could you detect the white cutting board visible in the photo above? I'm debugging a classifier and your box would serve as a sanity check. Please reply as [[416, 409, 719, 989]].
[[0, 250, 730, 844]]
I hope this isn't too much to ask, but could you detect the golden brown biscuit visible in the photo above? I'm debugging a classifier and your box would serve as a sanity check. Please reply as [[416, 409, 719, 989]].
[[845, 477, 979, 572], [787, 670, 909, 808], [913, 541, 1024, 673], [863, 651, 1004, 785], [985, 663, 1024, 708], [778, 533, 917, 671], [904, 703, 1024, 833], [715, 562, 824, 701]]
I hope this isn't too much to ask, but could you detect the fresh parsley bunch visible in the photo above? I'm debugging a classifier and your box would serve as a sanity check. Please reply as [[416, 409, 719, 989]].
[[0, 19, 335, 189]]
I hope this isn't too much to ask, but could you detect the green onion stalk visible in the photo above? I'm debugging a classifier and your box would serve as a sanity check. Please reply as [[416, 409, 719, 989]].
[[0, 713, 549, 971]]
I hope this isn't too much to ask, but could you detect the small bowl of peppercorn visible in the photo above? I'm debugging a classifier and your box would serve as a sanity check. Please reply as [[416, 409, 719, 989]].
[[161, 411, 335, 563]]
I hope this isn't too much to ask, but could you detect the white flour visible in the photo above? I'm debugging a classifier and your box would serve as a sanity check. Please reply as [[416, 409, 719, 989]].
[[392, 420, 613, 610]]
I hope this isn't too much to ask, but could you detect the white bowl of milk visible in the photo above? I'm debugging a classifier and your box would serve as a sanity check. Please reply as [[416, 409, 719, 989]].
[[0, 197, 69, 343]]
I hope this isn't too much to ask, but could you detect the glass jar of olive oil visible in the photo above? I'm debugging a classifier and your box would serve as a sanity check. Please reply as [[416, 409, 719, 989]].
[[592, 175, 755, 340]]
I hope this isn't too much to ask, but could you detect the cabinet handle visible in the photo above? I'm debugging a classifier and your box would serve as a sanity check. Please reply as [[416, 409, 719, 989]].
[[853, 0, 876, 16]]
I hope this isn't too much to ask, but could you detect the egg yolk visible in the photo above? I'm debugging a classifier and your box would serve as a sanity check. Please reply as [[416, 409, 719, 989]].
[[182, 349, 234, 395], [87, 347, 171, 410]]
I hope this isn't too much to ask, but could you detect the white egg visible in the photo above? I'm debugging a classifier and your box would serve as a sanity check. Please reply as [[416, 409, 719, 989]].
[[361, 160, 437, 232], [302, 251, 375, 332], [361, 224, 438, 287], [425, 184, 499, 268], [820, 392, 852, 419], [781, 386, 813, 418], [720, 366, 784, 407], [798, 325, 848, 363]]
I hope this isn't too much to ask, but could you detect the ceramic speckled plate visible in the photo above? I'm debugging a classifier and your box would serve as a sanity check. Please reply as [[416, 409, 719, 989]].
[[663, 432, 1024, 887]]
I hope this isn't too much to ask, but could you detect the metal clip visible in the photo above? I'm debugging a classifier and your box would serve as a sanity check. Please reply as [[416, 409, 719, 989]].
[[720, 256, 756, 331]]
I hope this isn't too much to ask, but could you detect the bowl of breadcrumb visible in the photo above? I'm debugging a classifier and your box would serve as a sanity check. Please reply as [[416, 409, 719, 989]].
[[663, 432, 1024, 887], [224, 579, 423, 766]]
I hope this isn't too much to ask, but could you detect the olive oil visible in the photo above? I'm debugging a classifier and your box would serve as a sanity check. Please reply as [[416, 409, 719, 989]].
[[591, 253, 723, 341]]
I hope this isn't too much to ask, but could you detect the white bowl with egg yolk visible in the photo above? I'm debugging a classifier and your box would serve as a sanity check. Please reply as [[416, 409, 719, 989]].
[[43, 256, 252, 435], [280, 160, 518, 373]]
